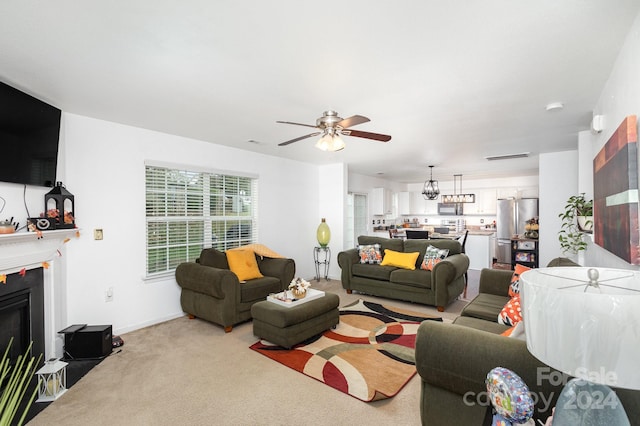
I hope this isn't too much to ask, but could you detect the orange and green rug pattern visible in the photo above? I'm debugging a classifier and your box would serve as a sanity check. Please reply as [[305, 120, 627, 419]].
[[250, 299, 442, 402]]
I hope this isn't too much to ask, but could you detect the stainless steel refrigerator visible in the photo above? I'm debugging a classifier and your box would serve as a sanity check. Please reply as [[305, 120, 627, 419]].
[[495, 198, 539, 264]]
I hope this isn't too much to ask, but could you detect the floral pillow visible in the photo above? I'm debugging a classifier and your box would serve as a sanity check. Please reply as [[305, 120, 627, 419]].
[[498, 294, 522, 327], [509, 264, 531, 297], [358, 244, 383, 264], [420, 245, 450, 271]]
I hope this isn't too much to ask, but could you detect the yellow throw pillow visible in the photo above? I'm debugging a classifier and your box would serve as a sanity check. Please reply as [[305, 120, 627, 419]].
[[380, 249, 420, 270], [226, 249, 264, 281]]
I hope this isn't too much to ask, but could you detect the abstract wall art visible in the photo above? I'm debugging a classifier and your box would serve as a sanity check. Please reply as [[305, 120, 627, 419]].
[[593, 115, 639, 264]]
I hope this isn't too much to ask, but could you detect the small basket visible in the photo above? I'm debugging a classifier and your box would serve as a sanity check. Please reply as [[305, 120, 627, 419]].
[[291, 288, 307, 299]]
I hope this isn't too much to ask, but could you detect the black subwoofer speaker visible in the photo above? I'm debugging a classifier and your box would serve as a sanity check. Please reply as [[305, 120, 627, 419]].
[[59, 324, 112, 359]]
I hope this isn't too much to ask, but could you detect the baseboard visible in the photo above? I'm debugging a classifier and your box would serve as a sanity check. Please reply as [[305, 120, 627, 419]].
[[113, 311, 186, 336]]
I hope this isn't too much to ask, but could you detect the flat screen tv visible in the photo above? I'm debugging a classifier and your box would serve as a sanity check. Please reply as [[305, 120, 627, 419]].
[[0, 81, 61, 187]]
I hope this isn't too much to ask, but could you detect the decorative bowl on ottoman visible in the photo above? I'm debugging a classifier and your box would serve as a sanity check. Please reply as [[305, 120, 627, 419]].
[[288, 277, 310, 299]]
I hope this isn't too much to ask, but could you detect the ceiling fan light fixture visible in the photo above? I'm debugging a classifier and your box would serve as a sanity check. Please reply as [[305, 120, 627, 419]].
[[315, 131, 345, 152], [315, 133, 332, 151], [422, 165, 440, 200]]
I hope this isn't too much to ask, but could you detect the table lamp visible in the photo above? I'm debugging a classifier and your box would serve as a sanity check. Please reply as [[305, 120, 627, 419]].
[[520, 267, 640, 390]]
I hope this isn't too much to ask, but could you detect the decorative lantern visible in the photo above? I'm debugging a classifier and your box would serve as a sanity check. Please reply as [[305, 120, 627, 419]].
[[35, 359, 68, 402], [45, 182, 75, 229]]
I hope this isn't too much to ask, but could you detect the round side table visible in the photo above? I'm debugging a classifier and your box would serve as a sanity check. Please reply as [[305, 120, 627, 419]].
[[313, 246, 331, 281]]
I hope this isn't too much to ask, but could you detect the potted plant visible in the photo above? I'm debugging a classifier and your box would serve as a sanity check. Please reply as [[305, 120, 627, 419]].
[[558, 193, 594, 254], [0, 338, 41, 426]]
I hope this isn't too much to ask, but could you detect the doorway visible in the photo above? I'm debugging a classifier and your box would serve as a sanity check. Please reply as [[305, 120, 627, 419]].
[[346, 193, 367, 248]]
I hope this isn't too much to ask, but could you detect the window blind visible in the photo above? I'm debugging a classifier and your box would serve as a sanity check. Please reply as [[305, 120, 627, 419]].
[[145, 165, 258, 277]]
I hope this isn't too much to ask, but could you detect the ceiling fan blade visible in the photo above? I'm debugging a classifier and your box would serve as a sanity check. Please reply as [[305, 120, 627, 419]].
[[337, 115, 370, 129], [342, 129, 391, 142], [276, 120, 318, 129], [278, 132, 322, 146]]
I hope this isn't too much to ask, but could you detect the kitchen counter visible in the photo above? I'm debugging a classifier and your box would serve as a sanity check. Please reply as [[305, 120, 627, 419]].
[[375, 229, 495, 237]]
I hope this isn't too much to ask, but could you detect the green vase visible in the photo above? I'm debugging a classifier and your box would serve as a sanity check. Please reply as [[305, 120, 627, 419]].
[[317, 218, 331, 247]]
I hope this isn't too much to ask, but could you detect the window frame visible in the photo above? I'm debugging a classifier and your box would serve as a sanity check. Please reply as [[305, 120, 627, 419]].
[[144, 161, 258, 279]]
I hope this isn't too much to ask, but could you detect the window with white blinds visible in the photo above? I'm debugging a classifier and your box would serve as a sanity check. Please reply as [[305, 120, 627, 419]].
[[145, 164, 258, 277]]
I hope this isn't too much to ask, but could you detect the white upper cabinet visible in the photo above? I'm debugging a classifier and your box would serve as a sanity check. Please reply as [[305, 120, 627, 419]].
[[371, 187, 393, 215], [398, 191, 411, 215], [461, 188, 497, 215]]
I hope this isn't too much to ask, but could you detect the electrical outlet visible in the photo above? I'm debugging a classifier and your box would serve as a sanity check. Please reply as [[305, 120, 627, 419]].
[[94, 229, 104, 240], [105, 287, 114, 302]]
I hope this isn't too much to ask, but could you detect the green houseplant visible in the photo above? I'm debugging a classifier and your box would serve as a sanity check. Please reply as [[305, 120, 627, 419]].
[[0, 338, 41, 426], [558, 193, 594, 254]]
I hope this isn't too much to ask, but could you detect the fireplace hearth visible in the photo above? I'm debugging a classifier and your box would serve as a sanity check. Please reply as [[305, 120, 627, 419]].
[[0, 268, 45, 362]]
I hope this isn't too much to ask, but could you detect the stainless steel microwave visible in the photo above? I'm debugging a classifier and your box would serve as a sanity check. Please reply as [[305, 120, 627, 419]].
[[437, 203, 463, 215]]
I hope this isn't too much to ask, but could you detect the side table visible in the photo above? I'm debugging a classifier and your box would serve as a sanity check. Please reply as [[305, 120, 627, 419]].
[[313, 246, 331, 281]]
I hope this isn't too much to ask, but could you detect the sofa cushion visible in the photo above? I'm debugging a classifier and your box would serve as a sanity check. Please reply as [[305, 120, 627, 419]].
[[452, 316, 510, 334], [389, 268, 432, 289], [358, 243, 383, 264], [380, 249, 420, 270], [357, 235, 404, 253], [352, 263, 397, 281], [407, 238, 461, 256], [460, 293, 510, 322], [226, 249, 264, 281], [240, 276, 282, 302], [198, 248, 229, 269]]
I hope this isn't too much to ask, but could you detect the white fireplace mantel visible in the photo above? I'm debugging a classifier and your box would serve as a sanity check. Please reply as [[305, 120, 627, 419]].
[[0, 229, 78, 275]]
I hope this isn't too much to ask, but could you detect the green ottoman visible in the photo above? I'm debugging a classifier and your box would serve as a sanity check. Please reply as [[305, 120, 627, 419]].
[[251, 292, 340, 348]]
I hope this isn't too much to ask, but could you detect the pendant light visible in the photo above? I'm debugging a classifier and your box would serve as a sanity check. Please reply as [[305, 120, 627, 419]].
[[441, 174, 476, 203], [422, 165, 440, 200]]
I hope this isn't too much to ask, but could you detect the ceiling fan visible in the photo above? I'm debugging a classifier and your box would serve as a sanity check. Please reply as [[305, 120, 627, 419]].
[[277, 110, 391, 151]]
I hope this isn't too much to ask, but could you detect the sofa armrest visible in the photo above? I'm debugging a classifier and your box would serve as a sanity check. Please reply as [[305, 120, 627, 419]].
[[175, 263, 239, 300], [477, 268, 513, 297], [258, 257, 296, 290], [431, 253, 469, 307], [337, 248, 359, 289], [415, 321, 560, 423]]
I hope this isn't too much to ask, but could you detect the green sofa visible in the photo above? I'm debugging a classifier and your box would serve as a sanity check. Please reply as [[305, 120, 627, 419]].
[[415, 266, 640, 424], [337, 236, 469, 312], [175, 248, 295, 332]]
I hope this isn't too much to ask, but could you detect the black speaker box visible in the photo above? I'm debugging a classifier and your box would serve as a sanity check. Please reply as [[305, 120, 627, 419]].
[[59, 324, 112, 359]]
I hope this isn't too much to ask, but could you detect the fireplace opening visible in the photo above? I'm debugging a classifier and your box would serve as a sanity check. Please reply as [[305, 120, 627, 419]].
[[0, 268, 45, 363]]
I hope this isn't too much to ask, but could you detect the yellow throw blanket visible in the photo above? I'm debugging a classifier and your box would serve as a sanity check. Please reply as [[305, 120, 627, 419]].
[[228, 243, 285, 259]]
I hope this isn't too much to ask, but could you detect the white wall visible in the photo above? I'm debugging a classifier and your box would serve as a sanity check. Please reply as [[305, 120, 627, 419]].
[[318, 163, 346, 279], [37, 113, 323, 338], [538, 150, 578, 267]]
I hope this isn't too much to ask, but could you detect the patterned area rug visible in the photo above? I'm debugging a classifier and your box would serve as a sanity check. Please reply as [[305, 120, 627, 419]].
[[249, 299, 442, 402]]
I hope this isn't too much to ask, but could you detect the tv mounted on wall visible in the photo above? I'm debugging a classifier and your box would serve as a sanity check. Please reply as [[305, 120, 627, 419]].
[[0, 81, 61, 188]]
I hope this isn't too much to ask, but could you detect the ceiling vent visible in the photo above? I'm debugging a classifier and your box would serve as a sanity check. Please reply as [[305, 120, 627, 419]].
[[484, 152, 530, 161]]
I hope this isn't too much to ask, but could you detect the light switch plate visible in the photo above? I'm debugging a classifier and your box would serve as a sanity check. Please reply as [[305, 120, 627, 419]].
[[94, 229, 103, 240]]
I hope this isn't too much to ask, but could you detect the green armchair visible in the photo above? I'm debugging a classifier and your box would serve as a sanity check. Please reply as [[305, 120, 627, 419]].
[[175, 248, 295, 332]]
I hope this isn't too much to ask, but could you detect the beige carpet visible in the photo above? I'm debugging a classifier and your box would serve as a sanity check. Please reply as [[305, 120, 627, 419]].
[[27, 279, 470, 426]]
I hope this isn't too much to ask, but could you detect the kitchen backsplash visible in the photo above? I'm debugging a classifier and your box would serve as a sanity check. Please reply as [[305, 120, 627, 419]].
[[372, 214, 496, 229]]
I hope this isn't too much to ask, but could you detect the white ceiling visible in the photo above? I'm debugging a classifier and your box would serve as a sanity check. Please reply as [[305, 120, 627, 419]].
[[1, 1, 639, 183]]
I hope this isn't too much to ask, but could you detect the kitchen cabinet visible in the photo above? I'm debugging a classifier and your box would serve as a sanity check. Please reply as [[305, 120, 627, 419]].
[[398, 192, 411, 215], [465, 233, 494, 270], [462, 189, 497, 215], [412, 191, 429, 214], [423, 195, 438, 215], [371, 187, 392, 215]]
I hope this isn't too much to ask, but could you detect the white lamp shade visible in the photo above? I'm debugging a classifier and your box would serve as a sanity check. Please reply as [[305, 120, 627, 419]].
[[520, 267, 640, 390]]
